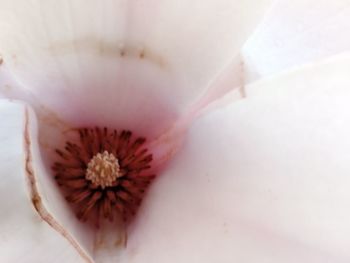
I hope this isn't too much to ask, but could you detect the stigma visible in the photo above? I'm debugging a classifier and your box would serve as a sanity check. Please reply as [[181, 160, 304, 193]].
[[86, 151, 121, 189]]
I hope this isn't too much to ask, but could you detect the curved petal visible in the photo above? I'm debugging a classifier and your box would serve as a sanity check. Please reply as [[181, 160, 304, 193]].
[[0, 100, 88, 263], [243, 0, 350, 81], [0, 0, 272, 137], [123, 54, 350, 262]]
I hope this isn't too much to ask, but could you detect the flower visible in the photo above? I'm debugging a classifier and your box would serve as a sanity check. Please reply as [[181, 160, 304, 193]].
[[1, 1, 350, 263]]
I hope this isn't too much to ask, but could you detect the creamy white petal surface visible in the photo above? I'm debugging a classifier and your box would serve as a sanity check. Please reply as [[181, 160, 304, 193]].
[[0, 0, 271, 136], [122, 54, 350, 262], [243, 0, 350, 81], [0, 100, 87, 263]]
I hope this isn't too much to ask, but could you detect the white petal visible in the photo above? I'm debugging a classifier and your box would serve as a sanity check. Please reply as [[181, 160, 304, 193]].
[[0, 100, 88, 263], [243, 0, 350, 81], [122, 54, 350, 262], [0, 0, 271, 137]]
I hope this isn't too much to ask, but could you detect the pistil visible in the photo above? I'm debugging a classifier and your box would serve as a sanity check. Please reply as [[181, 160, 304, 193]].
[[85, 151, 121, 189]]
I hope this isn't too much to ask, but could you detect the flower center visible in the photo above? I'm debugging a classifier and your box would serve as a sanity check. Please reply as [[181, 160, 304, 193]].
[[53, 127, 156, 224], [85, 151, 122, 189]]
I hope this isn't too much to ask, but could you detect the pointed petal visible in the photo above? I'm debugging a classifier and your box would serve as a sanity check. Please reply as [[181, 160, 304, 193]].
[[123, 54, 350, 262], [243, 0, 350, 81], [0, 100, 89, 263], [0, 0, 272, 137]]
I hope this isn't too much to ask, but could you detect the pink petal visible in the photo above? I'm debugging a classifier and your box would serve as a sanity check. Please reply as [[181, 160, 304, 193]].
[[243, 0, 350, 81], [124, 53, 350, 262], [0, 0, 272, 137], [0, 100, 89, 262]]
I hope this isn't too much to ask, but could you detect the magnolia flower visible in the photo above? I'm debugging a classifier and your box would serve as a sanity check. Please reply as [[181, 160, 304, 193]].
[[1, 1, 350, 263]]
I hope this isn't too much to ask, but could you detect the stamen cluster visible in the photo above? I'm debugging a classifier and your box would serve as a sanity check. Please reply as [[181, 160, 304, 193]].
[[53, 127, 155, 225]]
